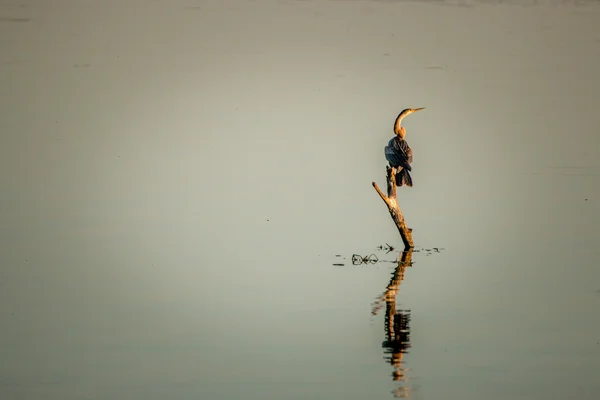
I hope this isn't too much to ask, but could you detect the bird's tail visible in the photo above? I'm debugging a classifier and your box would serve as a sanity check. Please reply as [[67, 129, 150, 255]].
[[395, 168, 413, 187]]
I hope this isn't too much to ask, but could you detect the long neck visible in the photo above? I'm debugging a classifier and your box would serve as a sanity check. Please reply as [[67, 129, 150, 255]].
[[393, 110, 410, 136], [396, 126, 406, 139], [393, 119, 403, 136]]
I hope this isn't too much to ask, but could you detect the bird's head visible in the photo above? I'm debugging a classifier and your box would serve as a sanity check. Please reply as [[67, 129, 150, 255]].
[[401, 107, 426, 116], [394, 107, 425, 136]]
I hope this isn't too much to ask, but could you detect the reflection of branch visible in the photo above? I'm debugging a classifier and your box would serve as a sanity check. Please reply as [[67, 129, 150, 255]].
[[371, 250, 413, 317], [371, 250, 415, 398], [372, 167, 414, 250]]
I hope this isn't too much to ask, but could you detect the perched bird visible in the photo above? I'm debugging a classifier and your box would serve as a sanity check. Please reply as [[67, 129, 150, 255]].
[[384, 107, 425, 186]]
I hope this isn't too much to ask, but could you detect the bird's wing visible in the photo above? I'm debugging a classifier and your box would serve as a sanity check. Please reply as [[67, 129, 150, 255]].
[[385, 137, 413, 170]]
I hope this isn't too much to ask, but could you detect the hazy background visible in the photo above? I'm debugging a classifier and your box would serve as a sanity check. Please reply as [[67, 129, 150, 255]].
[[1, 0, 599, 399]]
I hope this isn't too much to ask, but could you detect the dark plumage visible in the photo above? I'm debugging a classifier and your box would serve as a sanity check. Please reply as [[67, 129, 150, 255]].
[[385, 136, 413, 186]]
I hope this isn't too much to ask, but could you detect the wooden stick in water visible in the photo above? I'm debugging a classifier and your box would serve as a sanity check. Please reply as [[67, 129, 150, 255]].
[[372, 166, 414, 250]]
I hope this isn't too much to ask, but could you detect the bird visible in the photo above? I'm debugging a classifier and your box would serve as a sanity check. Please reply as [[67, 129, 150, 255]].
[[384, 107, 425, 187]]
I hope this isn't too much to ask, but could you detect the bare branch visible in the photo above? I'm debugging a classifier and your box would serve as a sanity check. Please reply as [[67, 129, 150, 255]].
[[372, 181, 391, 208], [373, 167, 414, 250]]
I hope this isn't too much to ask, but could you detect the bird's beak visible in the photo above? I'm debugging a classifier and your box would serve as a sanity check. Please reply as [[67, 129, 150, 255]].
[[413, 107, 425, 112]]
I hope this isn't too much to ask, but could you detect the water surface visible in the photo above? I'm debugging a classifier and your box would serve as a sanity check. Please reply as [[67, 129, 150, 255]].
[[1, 0, 599, 399]]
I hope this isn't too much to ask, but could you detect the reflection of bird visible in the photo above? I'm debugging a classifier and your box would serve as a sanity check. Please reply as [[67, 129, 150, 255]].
[[384, 108, 425, 187]]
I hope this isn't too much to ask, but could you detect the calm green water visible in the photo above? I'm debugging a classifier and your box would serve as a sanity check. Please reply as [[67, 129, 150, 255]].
[[1, 0, 599, 399]]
